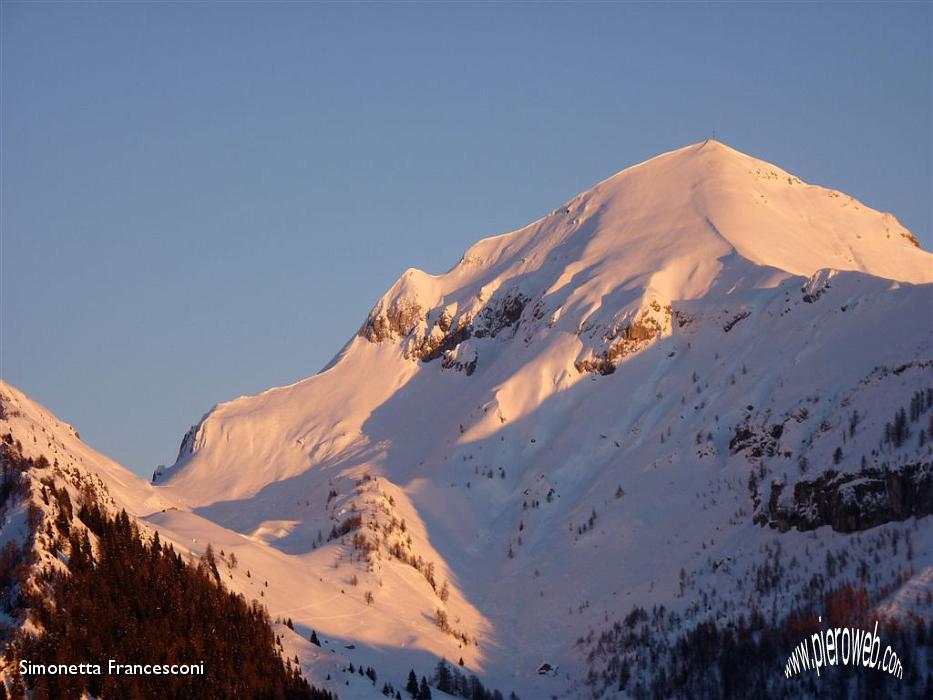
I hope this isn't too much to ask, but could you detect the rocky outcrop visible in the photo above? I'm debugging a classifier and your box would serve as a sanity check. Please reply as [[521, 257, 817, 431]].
[[472, 290, 529, 339], [756, 462, 933, 533], [435, 337, 478, 375], [359, 299, 424, 343], [418, 315, 472, 363], [801, 268, 836, 303], [575, 301, 672, 375], [722, 310, 751, 332], [730, 421, 784, 458], [358, 289, 531, 375], [153, 421, 202, 482]]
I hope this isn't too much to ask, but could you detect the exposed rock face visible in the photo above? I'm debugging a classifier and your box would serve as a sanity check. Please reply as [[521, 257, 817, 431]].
[[364, 288, 677, 378], [359, 298, 425, 343], [440, 351, 477, 376], [153, 423, 200, 482], [575, 301, 672, 375], [757, 462, 933, 533], [722, 310, 751, 332], [730, 421, 785, 459], [472, 290, 530, 339], [801, 268, 836, 303], [420, 321, 472, 363], [358, 289, 531, 375]]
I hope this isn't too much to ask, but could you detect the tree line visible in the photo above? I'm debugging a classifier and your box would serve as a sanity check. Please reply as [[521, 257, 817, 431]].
[[1, 435, 336, 700]]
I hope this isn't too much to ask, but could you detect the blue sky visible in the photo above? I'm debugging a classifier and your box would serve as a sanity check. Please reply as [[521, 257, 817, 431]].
[[3, 2, 930, 476]]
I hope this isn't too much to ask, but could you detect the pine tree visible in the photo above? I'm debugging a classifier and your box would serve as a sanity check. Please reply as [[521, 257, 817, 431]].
[[202, 542, 220, 581], [309, 629, 321, 646], [406, 670, 419, 697], [894, 408, 909, 447], [435, 660, 452, 693], [418, 676, 432, 700]]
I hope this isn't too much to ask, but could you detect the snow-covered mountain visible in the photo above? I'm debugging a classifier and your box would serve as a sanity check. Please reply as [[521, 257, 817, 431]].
[[4, 141, 932, 698]]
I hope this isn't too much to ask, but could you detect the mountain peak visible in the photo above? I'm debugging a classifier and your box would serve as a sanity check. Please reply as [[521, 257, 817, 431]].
[[611, 138, 785, 179], [159, 142, 931, 502], [467, 139, 929, 285], [145, 142, 932, 699], [375, 141, 930, 335]]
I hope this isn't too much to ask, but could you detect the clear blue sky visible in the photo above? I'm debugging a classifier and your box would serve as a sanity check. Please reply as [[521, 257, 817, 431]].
[[3, 2, 930, 477]]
